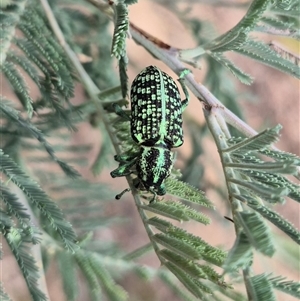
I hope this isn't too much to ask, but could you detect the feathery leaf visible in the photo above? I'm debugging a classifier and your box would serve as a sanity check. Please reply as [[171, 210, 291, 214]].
[[89, 254, 129, 301], [153, 234, 201, 260], [269, 275, 300, 299], [246, 273, 276, 301], [111, 3, 129, 59], [208, 52, 253, 85], [236, 39, 300, 78], [5, 232, 48, 301], [223, 232, 253, 272], [0, 149, 78, 252], [225, 125, 282, 153], [0, 100, 80, 178], [235, 211, 275, 256], [140, 201, 210, 224], [165, 178, 214, 208], [242, 195, 300, 244], [57, 251, 78, 301]]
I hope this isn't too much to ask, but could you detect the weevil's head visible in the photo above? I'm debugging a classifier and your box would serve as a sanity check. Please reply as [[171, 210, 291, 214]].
[[135, 146, 173, 196]]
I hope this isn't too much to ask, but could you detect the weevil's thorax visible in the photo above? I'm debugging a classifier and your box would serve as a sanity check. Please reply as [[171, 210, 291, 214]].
[[135, 146, 173, 195], [130, 65, 184, 148]]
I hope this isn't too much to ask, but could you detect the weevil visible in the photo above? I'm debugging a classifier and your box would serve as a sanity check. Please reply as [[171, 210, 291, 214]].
[[111, 65, 190, 200]]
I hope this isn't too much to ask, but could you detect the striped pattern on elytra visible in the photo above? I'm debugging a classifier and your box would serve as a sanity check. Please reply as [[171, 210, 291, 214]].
[[111, 65, 190, 200]]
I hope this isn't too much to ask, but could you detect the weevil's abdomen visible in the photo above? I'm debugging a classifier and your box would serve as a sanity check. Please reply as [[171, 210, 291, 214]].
[[130, 66, 184, 148]]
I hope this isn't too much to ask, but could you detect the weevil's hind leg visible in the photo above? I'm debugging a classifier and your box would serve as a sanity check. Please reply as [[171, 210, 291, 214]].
[[177, 69, 191, 111], [112, 103, 131, 121]]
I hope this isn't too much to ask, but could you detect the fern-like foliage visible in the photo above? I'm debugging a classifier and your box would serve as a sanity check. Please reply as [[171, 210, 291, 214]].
[[0, 282, 12, 301], [111, 1, 129, 60], [107, 104, 233, 299], [269, 275, 300, 299], [205, 111, 300, 299], [1, 0, 299, 300], [6, 8, 74, 123], [0, 99, 80, 177], [180, 0, 300, 83], [5, 230, 47, 301], [221, 125, 299, 243], [0, 2, 83, 299], [0, 149, 78, 251]]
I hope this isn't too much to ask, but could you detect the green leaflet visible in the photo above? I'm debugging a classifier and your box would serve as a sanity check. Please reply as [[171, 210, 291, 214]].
[[165, 178, 214, 208], [147, 217, 227, 267], [111, 3, 129, 60], [160, 249, 213, 281], [204, 0, 272, 52], [235, 211, 275, 256], [140, 201, 210, 224], [165, 261, 212, 299], [123, 0, 138, 4], [57, 252, 78, 301], [269, 275, 300, 299], [260, 16, 294, 31], [75, 252, 102, 301], [240, 170, 300, 202], [230, 178, 288, 203], [244, 195, 300, 244], [246, 274, 276, 301], [153, 234, 202, 260], [1, 62, 33, 117], [0, 149, 78, 252], [236, 39, 300, 78], [119, 55, 129, 98], [0, 100, 80, 178], [0, 4, 76, 128], [5, 234, 48, 301], [225, 125, 282, 153], [0, 283, 12, 301], [208, 52, 253, 85], [89, 254, 129, 301], [223, 231, 253, 272], [0, 180, 31, 224]]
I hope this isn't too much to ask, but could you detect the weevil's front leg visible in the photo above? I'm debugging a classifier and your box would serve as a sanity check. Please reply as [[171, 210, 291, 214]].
[[110, 158, 136, 178], [114, 153, 139, 163], [178, 69, 191, 111], [112, 103, 131, 121], [112, 157, 138, 199]]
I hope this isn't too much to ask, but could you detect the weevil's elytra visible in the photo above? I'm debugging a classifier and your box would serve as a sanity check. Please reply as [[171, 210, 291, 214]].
[[131, 66, 185, 148], [111, 65, 190, 200]]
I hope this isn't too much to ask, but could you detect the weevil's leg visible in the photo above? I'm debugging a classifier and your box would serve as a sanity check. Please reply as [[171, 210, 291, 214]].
[[110, 159, 136, 178], [149, 190, 157, 203], [114, 153, 138, 163], [178, 69, 191, 111], [116, 188, 131, 199], [112, 103, 131, 121]]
